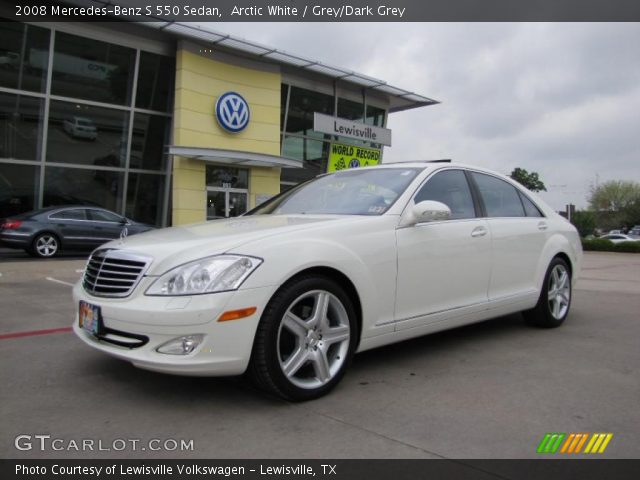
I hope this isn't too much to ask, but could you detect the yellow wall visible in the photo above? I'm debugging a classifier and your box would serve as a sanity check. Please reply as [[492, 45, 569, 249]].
[[172, 46, 282, 225]]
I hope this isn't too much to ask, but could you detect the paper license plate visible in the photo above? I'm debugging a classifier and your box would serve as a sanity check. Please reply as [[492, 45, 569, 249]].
[[79, 300, 101, 336]]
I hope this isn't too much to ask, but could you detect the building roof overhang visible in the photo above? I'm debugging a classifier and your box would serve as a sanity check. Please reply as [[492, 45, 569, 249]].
[[58, 0, 439, 113], [145, 21, 439, 113], [168, 146, 303, 169]]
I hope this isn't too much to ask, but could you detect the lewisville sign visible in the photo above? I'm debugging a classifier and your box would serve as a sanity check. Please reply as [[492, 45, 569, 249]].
[[313, 113, 392, 146]]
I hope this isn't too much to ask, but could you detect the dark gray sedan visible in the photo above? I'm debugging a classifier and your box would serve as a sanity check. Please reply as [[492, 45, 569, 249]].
[[0, 206, 155, 258]]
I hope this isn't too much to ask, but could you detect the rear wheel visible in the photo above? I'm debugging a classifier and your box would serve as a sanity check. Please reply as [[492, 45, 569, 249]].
[[31, 233, 60, 258], [249, 276, 358, 401], [524, 257, 572, 328]]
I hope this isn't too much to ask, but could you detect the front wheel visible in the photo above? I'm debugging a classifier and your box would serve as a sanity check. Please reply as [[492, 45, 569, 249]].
[[249, 276, 358, 401], [524, 257, 572, 328]]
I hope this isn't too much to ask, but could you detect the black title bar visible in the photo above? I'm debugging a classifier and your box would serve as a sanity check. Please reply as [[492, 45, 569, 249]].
[[3, 459, 640, 480], [3, 0, 640, 22]]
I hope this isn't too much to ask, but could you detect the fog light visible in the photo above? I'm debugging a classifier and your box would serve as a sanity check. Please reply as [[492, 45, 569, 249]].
[[156, 335, 204, 355]]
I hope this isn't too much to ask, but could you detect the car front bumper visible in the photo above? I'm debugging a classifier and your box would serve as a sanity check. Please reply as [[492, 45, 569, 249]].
[[72, 280, 276, 376]]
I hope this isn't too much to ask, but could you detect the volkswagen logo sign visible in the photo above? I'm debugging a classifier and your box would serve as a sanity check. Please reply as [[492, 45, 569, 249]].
[[215, 92, 250, 133]]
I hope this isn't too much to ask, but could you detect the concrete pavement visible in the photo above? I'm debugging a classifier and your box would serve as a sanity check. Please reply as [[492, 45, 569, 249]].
[[1, 252, 638, 459]]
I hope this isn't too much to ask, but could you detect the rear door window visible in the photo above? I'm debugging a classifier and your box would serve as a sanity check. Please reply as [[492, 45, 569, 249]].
[[471, 172, 526, 218], [50, 209, 87, 220], [88, 209, 122, 223], [518, 191, 544, 217]]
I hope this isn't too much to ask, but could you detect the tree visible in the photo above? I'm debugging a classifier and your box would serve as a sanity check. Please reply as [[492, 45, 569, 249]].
[[588, 180, 640, 212], [588, 180, 640, 230], [509, 167, 547, 192]]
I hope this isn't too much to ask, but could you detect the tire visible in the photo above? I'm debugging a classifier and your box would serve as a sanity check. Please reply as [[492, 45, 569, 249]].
[[249, 275, 358, 401], [524, 257, 572, 328], [31, 233, 60, 258]]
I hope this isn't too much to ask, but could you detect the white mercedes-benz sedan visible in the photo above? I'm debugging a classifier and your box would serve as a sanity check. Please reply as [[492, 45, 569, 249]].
[[73, 162, 582, 400]]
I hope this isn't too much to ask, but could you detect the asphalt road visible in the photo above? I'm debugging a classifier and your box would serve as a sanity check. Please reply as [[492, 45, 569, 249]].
[[0, 252, 638, 459]]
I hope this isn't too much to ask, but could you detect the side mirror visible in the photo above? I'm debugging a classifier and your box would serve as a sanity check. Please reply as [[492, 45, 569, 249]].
[[403, 200, 451, 226]]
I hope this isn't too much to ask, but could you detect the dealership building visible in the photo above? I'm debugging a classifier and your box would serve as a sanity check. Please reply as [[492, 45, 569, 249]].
[[0, 17, 437, 226]]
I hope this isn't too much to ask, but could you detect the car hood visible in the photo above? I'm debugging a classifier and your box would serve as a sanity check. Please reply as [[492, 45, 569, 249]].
[[100, 214, 363, 275]]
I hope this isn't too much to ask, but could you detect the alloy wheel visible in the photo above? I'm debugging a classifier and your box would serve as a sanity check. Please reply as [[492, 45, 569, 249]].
[[277, 290, 351, 390], [547, 264, 570, 320], [35, 234, 58, 257]]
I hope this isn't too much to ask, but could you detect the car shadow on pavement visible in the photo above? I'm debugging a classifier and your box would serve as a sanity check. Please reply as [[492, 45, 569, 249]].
[[76, 353, 285, 407], [353, 312, 526, 371], [0, 249, 89, 262], [73, 313, 527, 406]]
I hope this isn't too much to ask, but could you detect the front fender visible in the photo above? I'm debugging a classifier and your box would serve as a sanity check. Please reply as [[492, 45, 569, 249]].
[[236, 229, 398, 339]]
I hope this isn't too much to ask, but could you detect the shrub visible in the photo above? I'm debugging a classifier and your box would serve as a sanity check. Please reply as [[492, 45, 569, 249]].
[[571, 211, 596, 237], [581, 238, 640, 253]]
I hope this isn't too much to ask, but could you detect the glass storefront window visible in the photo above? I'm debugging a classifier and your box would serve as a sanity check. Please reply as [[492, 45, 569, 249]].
[[136, 51, 174, 112], [0, 162, 40, 218], [366, 105, 385, 127], [0, 25, 173, 226], [0, 92, 44, 161], [285, 86, 333, 139], [51, 31, 135, 105], [46, 100, 129, 167], [281, 135, 330, 184], [338, 97, 364, 122], [206, 165, 248, 189], [43, 166, 124, 212], [126, 172, 165, 225], [0, 23, 50, 93], [130, 113, 169, 171]]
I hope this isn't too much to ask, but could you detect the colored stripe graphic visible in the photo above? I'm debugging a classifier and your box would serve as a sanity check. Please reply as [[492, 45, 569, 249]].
[[560, 433, 589, 453], [539, 433, 613, 454], [537, 433, 565, 453], [584, 433, 613, 454]]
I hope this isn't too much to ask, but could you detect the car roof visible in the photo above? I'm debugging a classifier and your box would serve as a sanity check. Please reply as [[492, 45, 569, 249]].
[[358, 161, 449, 169], [14, 205, 112, 218], [355, 161, 509, 177]]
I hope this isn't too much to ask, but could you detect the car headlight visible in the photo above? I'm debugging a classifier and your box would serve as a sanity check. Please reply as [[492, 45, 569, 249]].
[[145, 255, 262, 296]]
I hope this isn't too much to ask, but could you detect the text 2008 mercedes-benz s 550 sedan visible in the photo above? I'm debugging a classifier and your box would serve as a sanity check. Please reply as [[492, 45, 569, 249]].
[[73, 163, 582, 401]]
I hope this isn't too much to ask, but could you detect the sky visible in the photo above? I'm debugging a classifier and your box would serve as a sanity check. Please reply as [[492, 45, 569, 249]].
[[199, 22, 640, 210]]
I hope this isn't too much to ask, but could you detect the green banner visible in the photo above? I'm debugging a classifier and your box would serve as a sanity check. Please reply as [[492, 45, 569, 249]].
[[328, 143, 381, 173]]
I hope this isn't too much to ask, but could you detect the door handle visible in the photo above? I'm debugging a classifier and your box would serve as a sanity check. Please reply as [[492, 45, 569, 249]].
[[538, 221, 548, 231], [471, 226, 487, 238]]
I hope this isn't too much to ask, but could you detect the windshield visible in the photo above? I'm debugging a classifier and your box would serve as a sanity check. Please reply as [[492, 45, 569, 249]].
[[248, 168, 421, 216]]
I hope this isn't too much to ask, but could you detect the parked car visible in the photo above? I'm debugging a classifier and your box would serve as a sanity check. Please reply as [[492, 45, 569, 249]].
[[599, 234, 639, 244], [0, 206, 154, 258], [63, 116, 97, 140], [73, 163, 582, 401]]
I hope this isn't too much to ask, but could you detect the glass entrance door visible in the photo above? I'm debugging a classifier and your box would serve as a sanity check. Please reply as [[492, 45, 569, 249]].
[[206, 189, 248, 220], [205, 165, 249, 220]]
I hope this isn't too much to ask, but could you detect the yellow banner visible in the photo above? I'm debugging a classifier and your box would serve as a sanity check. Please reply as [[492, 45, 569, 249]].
[[327, 143, 381, 173]]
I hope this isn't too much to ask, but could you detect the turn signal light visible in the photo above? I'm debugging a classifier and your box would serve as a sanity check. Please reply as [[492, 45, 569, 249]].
[[2, 219, 22, 229], [218, 307, 257, 322]]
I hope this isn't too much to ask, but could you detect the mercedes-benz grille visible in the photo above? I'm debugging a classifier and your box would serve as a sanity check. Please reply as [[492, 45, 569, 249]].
[[83, 249, 152, 298]]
